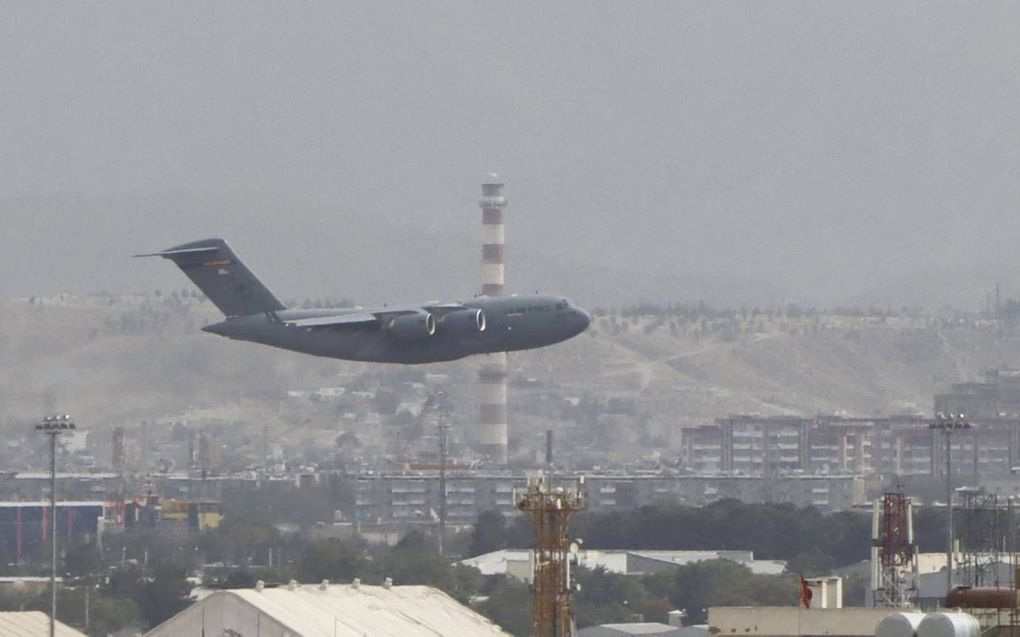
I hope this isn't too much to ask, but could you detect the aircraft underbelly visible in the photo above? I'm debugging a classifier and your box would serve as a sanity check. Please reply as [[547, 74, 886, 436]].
[[261, 327, 476, 364], [215, 306, 574, 364]]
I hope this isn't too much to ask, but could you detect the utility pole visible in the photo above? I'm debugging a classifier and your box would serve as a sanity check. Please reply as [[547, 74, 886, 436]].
[[438, 416, 449, 557], [429, 389, 450, 557], [36, 414, 74, 637], [930, 412, 971, 595]]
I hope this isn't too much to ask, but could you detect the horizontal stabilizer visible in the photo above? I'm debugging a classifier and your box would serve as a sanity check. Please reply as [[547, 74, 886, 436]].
[[133, 246, 220, 258]]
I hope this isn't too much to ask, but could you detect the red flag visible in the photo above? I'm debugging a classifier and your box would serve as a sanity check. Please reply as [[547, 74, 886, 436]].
[[799, 576, 813, 609]]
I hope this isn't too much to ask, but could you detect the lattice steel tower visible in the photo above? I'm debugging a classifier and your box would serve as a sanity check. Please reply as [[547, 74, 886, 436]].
[[517, 476, 587, 637], [870, 492, 918, 607]]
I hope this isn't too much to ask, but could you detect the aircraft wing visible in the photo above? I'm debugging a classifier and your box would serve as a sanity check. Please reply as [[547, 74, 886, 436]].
[[421, 302, 470, 316], [284, 312, 379, 328], [285, 308, 424, 329], [285, 303, 467, 329]]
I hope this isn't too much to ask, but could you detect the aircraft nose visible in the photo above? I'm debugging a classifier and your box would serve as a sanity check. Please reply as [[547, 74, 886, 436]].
[[574, 307, 591, 332]]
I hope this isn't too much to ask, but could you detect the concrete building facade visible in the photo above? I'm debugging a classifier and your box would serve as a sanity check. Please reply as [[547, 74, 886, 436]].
[[351, 471, 864, 531], [684, 415, 1019, 478]]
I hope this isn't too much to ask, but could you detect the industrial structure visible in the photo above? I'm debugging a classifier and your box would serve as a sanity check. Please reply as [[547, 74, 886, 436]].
[[870, 492, 918, 607], [517, 476, 587, 637], [478, 176, 509, 464], [958, 489, 1015, 587]]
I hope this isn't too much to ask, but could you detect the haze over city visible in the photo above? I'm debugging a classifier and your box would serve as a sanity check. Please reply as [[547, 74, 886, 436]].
[[5, 4, 1020, 636], [4, 3, 1020, 308]]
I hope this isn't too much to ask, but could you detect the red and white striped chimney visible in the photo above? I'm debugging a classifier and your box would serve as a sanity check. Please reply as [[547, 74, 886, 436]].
[[480, 177, 506, 296], [478, 175, 508, 464]]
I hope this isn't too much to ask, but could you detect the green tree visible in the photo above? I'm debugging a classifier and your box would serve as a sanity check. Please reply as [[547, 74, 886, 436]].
[[64, 539, 102, 577], [665, 560, 797, 623], [573, 566, 646, 628], [469, 511, 507, 557], [381, 531, 455, 591], [136, 562, 191, 628], [297, 538, 365, 582], [449, 564, 484, 605], [90, 597, 142, 636], [477, 576, 530, 637]]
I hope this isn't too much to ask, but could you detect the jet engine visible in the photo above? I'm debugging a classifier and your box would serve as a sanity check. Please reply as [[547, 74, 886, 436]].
[[441, 308, 486, 333], [387, 312, 436, 339]]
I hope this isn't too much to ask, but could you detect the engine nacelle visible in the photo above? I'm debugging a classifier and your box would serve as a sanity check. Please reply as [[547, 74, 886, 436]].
[[441, 308, 486, 333], [387, 312, 436, 340]]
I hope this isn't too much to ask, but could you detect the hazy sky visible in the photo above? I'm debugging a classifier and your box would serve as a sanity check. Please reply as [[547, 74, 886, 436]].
[[3, 3, 1020, 307]]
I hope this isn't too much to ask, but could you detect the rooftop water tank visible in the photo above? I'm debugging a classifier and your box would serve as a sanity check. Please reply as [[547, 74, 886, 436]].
[[875, 612, 926, 637], [917, 612, 980, 637]]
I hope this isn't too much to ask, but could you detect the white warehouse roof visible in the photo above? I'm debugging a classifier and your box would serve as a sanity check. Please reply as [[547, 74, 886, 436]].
[[461, 549, 786, 580], [0, 611, 85, 637], [146, 583, 510, 637], [578, 623, 685, 637]]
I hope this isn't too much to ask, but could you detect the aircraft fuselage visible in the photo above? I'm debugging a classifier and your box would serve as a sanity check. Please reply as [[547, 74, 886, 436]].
[[138, 238, 590, 364], [203, 294, 590, 364]]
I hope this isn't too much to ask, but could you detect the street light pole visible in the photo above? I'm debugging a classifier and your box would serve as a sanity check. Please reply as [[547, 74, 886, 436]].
[[36, 414, 74, 637], [929, 412, 971, 596], [433, 389, 449, 558]]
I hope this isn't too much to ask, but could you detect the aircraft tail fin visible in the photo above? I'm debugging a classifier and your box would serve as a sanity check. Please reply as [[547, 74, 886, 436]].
[[135, 238, 285, 317]]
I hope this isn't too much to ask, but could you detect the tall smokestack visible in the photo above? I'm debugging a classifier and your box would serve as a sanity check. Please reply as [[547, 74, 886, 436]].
[[480, 176, 506, 296], [478, 175, 508, 464]]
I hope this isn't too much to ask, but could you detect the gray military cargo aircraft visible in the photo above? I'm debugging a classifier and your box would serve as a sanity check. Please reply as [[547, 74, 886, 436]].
[[136, 238, 590, 364]]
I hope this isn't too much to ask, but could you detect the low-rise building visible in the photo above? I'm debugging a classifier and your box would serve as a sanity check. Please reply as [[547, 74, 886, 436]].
[[461, 549, 786, 582], [0, 611, 85, 636], [708, 607, 894, 637], [144, 583, 509, 637], [578, 623, 687, 637]]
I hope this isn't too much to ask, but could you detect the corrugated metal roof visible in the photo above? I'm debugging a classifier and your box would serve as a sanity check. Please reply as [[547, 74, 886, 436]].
[[0, 611, 85, 636], [577, 623, 683, 637], [158, 584, 509, 636]]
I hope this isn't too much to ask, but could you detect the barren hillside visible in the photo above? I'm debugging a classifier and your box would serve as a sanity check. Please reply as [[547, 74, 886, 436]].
[[3, 296, 1019, 439]]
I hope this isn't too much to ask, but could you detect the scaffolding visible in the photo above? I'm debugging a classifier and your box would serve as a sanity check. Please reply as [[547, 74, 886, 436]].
[[871, 492, 918, 607], [956, 489, 1017, 631], [517, 476, 587, 637], [957, 490, 1015, 584]]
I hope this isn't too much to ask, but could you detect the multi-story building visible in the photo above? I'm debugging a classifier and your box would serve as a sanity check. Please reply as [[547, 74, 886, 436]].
[[348, 471, 865, 532], [0, 501, 105, 564], [683, 415, 1020, 478], [935, 369, 1020, 419]]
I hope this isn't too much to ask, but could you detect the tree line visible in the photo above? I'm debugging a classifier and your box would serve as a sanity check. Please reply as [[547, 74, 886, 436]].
[[0, 497, 957, 635]]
